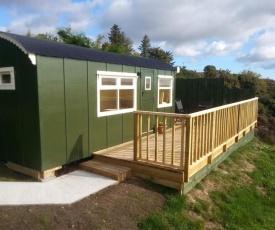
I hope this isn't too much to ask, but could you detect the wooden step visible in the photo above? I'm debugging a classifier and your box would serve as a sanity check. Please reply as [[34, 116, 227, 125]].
[[79, 160, 132, 182]]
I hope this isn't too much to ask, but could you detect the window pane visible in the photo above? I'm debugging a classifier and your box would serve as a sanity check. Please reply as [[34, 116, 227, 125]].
[[102, 78, 116, 85], [145, 77, 151, 90], [159, 79, 171, 87], [100, 90, 117, 112], [159, 89, 171, 104], [121, 78, 133, 86], [1, 74, 11, 84], [119, 89, 134, 109]]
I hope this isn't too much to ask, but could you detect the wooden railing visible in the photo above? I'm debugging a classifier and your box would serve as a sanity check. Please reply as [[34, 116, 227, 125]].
[[133, 98, 258, 182]]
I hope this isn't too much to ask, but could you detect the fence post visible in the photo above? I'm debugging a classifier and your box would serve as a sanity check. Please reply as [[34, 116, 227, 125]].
[[184, 116, 193, 182]]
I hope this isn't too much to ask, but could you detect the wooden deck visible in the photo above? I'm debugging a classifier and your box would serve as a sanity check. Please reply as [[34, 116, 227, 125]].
[[81, 98, 258, 193], [91, 124, 186, 191], [94, 123, 184, 169]]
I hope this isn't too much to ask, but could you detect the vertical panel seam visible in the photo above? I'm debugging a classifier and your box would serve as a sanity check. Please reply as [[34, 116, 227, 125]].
[[63, 59, 68, 162], [86, 61, 90, 156]]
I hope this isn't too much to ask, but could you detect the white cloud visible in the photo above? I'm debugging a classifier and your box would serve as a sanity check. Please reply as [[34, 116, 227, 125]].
[[237, 28, 275, 66], [1, 0, 275, 75], [2, 0, 104, 34], [174, 42, 206, 57], [205, 41, 243, 56]]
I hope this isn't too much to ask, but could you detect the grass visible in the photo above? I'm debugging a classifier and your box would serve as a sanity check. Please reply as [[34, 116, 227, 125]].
[[139, 138, 275, 229]]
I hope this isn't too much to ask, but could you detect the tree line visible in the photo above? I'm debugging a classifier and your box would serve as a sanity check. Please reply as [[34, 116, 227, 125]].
[[178, 64, 275, 116], [26, 24, 174, 65], [27, 24, 275, 121]]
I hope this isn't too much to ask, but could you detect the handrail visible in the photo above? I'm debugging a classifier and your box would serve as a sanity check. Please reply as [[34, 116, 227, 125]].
[[133, 98, 258, 182]]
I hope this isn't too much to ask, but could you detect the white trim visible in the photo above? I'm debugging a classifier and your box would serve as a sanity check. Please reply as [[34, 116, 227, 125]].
[[0, 67, 15, 90], [158, 75, 173, 79], [145, 76, 151, 90], [28, 53, 36, 65], [97, 71, 138, 78], [97, 71, 138, 117], [157, 75, 173, 108]]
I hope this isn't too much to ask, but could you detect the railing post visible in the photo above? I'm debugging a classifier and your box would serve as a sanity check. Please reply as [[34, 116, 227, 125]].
[[134, 112, 139, 161], [155, 115, 159, 162], [208, 110, 216, 163], [163, 116, 167, 163], [236, 103, 241, 142], [184, 116, 193, 182], [147, 115, 150, 160]]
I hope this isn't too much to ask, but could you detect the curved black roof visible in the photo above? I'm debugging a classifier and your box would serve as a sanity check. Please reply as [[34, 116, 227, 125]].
[[0, 32, 175, 71]]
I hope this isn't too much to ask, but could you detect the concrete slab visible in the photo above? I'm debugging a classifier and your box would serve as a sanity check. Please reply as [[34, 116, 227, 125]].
[[0, 170, 118, 206]]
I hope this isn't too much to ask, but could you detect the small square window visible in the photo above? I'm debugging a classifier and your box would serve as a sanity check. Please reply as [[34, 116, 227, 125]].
[[2, 74, 12, 84], [145, 76, 151, 90], [0, 67, 15, 90]]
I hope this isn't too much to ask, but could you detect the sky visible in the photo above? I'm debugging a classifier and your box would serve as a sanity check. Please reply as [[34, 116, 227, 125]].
[[0, 0, 275, 79]]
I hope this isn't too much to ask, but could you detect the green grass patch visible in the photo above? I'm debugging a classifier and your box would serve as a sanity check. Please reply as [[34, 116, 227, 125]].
[[139, 138, 275, 229], [138, 193, 203, 230]]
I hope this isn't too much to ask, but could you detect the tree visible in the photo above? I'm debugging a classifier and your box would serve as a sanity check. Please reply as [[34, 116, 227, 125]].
[[203, 65, 219, 78], [176, 66, 202, 78], [238, 70, 260, 92], [56, 26, 95, 48], [148, 47, 174, 65], [35, 33, 59, 41], [25, 27, 103, 49], [139, 35, 151, 58], [106, 24, 134, 55]]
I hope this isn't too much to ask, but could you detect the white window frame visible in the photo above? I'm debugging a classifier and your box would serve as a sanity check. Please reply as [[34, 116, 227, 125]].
[[97, 71, 138, 117], [0, 67, 15, 90], [145, 76, 151, 90], [157, 75, 173, 108]]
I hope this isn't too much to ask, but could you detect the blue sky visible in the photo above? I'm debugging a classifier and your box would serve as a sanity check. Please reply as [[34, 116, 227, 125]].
[[1, 0, 275, 79]]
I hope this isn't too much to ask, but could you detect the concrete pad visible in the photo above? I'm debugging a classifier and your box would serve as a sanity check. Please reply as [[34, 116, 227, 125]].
[[0, 170, 118, 206]]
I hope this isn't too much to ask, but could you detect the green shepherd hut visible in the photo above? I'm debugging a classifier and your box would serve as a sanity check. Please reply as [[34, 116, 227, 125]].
[[0, 32, 176, 179]]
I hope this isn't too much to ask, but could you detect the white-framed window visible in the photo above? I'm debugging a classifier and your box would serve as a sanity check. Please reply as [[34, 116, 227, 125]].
[[158, 75, 173, 108], [145, 76, 151, 90], [97, 71, 138, 117], [0, 67, 15, 90]]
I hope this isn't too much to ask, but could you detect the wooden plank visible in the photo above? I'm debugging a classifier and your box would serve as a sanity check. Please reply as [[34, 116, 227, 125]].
[[133, 171, 183, 190], [6, 162, 62, 180], [94, 155, 184, 182], [189, 156, 208, 176], [80, 160, 132, 182]]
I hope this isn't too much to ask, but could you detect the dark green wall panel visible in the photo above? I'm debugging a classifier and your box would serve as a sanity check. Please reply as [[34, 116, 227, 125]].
[[107, 115, 123, 147], [18, 49, 41, 170], [0, 39, 41, 170], [37, 56, 66, 170], [88, 62, 108, 152], [64, 59, 89, 163], [122, 113, 134, 142]]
